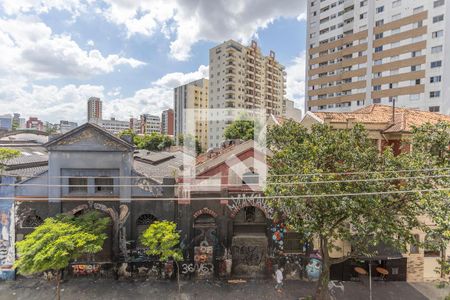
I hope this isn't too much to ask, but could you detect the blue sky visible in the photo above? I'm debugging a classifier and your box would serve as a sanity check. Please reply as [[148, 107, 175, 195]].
[[0, 0, 307, 124]]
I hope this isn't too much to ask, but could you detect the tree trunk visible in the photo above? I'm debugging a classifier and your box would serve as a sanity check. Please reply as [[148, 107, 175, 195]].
[[440, 245, 446, 279], [56, 270, 61, 300], [315, 237, 331, 300]]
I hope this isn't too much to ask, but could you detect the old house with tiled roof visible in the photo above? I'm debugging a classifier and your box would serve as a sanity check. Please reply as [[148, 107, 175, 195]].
[[302, 104, 450, 154]]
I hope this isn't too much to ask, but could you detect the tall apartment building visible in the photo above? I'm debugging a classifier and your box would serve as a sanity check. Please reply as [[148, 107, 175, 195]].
[[208, 40, 286, 148], [174, 78, 209, 151], [87, 97, 103, 121], [306, 0, 450, 115], [161, 109, 174, 136], [140, 114, 161, 134]]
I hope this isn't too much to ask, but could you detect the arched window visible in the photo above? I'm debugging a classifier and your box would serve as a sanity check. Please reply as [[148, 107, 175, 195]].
[[424, 233, 440, 257], [136, 214, 158, 247], [410, 234, 420, 254], [22, 214, 43, 228]]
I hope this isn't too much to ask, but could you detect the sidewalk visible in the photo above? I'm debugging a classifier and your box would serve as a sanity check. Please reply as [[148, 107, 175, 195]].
[[0, 278, 445, 300]]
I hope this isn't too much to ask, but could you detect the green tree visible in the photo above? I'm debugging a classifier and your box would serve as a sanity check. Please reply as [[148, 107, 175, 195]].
[[14, 212, 110, 300], [0, 148, 20, 173], [406, 122, 450, 280], [134, 132, 173, 151], [266, 121, 425, 300], [224, 120, 255, 141], [118, 129, 136, 141], [141, 220, 183, 293]]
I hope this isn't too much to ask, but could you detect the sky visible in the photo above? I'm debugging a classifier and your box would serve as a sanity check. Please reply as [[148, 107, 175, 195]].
[[0, 0, 307, 124]]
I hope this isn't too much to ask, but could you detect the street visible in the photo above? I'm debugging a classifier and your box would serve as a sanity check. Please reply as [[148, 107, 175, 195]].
[[0, 278, 448, 300]]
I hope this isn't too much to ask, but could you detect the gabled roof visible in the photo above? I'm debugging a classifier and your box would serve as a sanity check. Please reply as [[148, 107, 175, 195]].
[[309, 104, 450, 134], [44, 122, 135, 151]]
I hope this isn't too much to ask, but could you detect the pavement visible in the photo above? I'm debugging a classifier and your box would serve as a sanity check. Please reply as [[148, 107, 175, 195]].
[[0, 278, 448, 300]]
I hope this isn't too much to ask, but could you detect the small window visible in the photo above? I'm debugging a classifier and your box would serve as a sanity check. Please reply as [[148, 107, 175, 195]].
[[432, 30, 444, 38], [373, 85, 381, 91], [410, 234, 420, 254], [431, 60, 442, 68], [375, 19, 384, 27], [429, 106, 440, 112], [376, 6, 384, 13], [95, 177, 114, 194], [373, 98, 381, 104], [431, 45, 443, 54], [434, 0, 445, 8], [430, 75, 442, 83], [375, 46, 383, 53], [69, 177, 88, 194], [433, 15, 444, 23], [430, 91, 441, 98], [424, 233, 441, 256]]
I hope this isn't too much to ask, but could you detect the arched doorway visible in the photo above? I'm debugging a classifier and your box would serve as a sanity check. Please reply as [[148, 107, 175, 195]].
[[193, 213, 217, 278], [136, 214, 158, 248], [231, 206, 269, 278], [74, 210, 113, 262]]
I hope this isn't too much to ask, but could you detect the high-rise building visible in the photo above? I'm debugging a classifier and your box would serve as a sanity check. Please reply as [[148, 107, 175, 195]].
[[139, 114, 160, 134], [87, 97, 103, 121], [161, 109, 174, 136], [283, 99, 303, 121], [306, 0, 450, 115], [208, 40, 286, 148], [59, 120, 78, 134], [129, 117, 140, 133], [0, 114, 12, 131], [26, 117, 44, 131], [174, 78, 209, 150]]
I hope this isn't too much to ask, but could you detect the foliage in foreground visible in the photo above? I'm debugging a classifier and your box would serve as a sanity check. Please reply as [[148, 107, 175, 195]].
[[140, 220, 183, 261], [265, 120, 450, 299]]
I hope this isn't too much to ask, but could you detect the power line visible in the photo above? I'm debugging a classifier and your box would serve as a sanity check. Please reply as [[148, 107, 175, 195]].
[[4, 187, 449, 202], [1, 174, 449, 188], [4, 167, 450, 180]]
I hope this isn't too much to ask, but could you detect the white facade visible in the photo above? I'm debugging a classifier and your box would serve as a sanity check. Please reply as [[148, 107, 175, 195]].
[[93, 118, 129, 135], [140, 114, 160, 134], [306, 0, 450, 115], [283, 99, 303, 121], [208, 40, 286, 148], [59, 120, 78, 134]]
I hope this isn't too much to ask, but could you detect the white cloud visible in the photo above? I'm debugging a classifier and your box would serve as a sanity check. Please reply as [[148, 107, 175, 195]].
[[1, 1, 307, 61], [101, 0, 307, 61], [285, 51, 306, 111], [105, 64, 209, 119], [0, 17, 145, 80], [0, 65, 208, 124]]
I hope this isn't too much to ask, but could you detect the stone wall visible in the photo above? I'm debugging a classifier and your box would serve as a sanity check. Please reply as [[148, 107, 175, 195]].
[[406, 255, 424, 282]]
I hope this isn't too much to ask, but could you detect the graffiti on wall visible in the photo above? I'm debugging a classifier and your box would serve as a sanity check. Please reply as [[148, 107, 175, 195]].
[[232, 245, 265, 266], [194, 241, 214, 278], [0, 177, 15, 268], [227, 193, 274, 219], [72, 264, 101, 276], [271, 223, 286, 251]]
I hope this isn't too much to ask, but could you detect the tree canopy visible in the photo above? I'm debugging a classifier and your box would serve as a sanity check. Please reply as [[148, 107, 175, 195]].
[[118, 130, 174, 151], [177, 133, 202, 155], [0, 148, 20, 172], [14, 211, 110, 275], [224, 120, 255, 141], [265, 120, 444, 299], [140, 220, 183, 261]]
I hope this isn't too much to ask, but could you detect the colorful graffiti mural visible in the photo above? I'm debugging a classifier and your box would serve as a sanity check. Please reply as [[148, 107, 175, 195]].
[[0, 176, 15, 280], [271, 223, 286, 251]]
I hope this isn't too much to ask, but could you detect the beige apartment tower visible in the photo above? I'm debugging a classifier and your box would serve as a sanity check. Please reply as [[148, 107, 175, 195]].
[[208, 40, 287, 148], [174, 79, 209, 151], [306, 0, 450, 115]]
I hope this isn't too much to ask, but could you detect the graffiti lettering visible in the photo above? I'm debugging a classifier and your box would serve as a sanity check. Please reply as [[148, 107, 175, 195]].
[[180, 263, 214, 276], [231, 245, 264, 266], [72, 264, 101, 276], [228, 193, 274, 219]]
